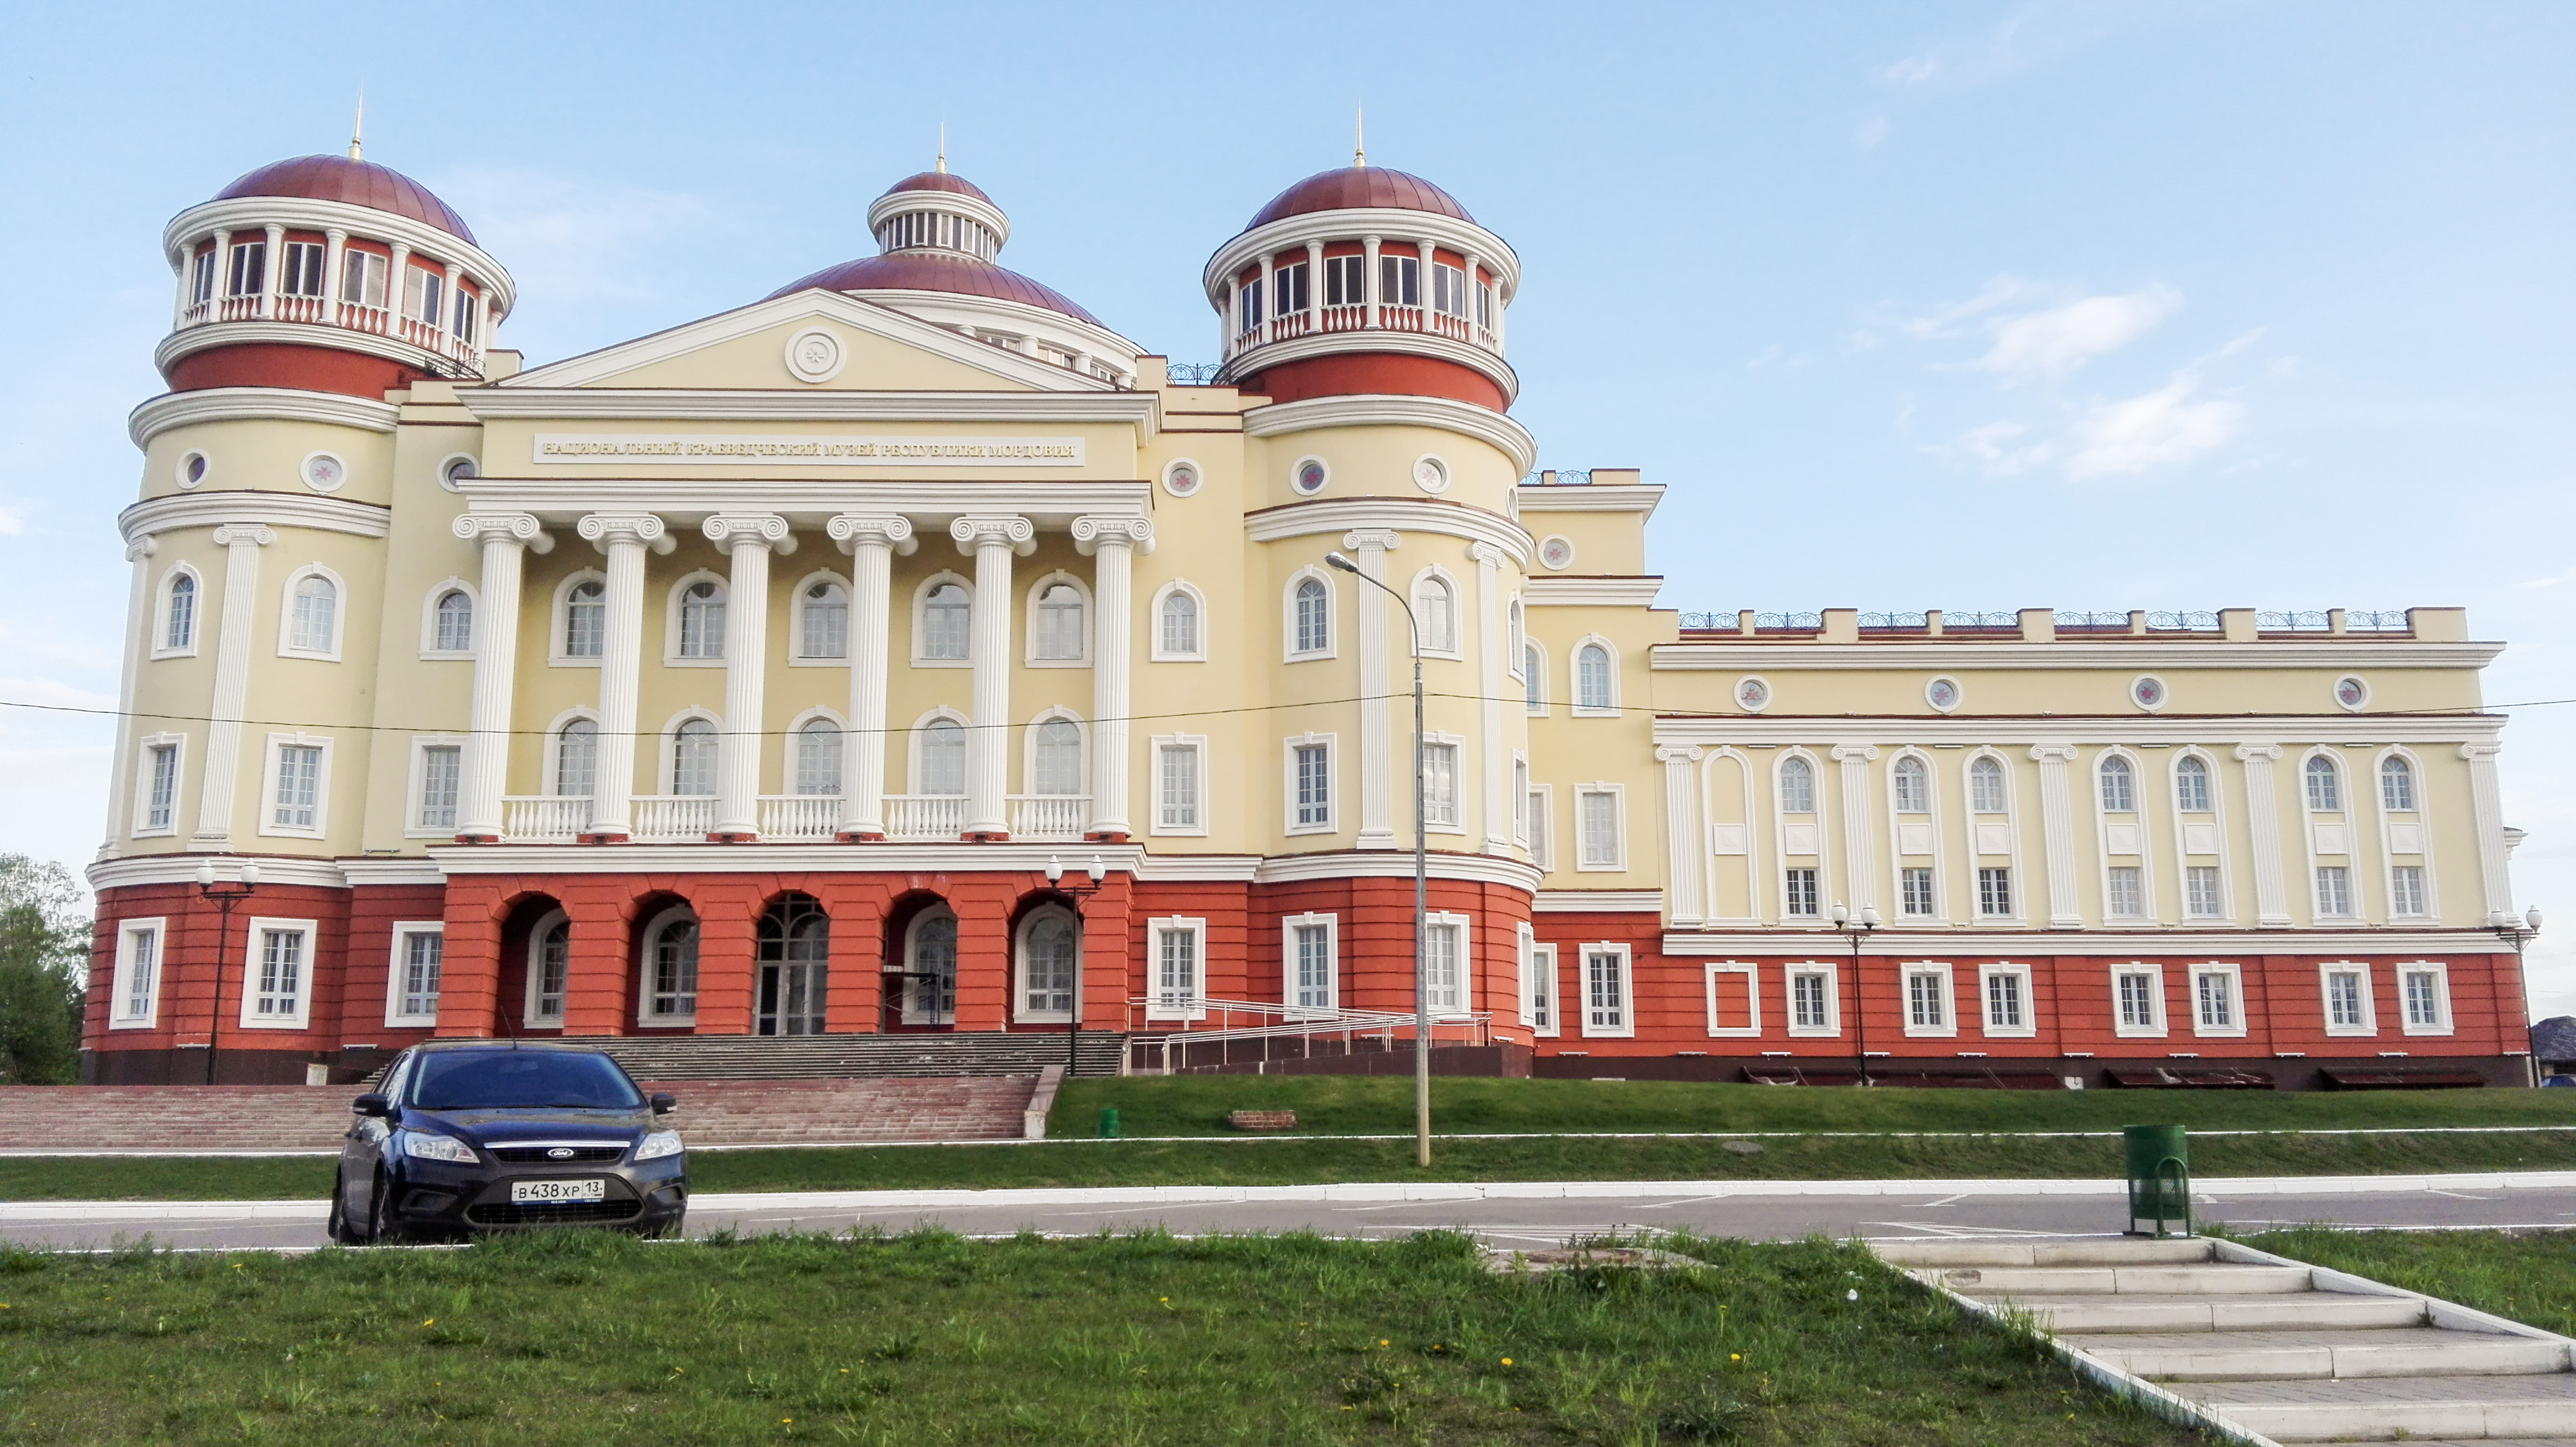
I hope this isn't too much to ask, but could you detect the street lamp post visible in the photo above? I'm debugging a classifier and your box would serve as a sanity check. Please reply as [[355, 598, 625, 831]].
[[193, 859, 259, 1085], [1045, 855, 1110, 1076], [1830, 901, 1879, 1087], [1325, 549, 1432, 1168], [2493, 907, 2544, 1087]]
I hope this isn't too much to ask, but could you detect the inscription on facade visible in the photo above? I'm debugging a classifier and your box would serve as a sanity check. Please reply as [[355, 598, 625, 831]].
[[531, 434, 1085, 466]]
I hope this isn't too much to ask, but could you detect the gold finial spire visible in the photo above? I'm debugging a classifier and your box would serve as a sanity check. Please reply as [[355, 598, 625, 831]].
[[936, 120, 946, 174], [1353, 105, 1365, 167], [347, 92, 364, 160]]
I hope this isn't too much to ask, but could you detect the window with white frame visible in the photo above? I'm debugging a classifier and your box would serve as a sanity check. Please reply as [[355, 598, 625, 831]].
[[1904, 964, 1952, 1035], [2192, 964, 2244, 1035], [1425, 916, 1469, 1015], [227, 238, 265, 296], [2321, 963, 2373, 1033], [284, 570, 339, 657], [1431, 261, 1469, 317], [2175, 754, 2213, 812], [642, 907, 700, 1023], [2400, 962, 2451, 1034], [799, 580, 848, 659], [1155, 585, 1202, 660], [2113, 964, 2165, 1036], [241, 919, 315, 1028], [1416, 574, 1458, 653], [1147, 917, 1206, 1020], [1969, 756, 2008, 813], [1032, 718, 1083, 795], [670, 719, 717, 796], [279, 240, 325, 296], [388, 925, 443, 1026], [920, 579, 972, 662], [1287, 913, 1338, 1014], [795, 719, 843, 795], [1379, 252, 1420, 305], [341, 248, 387, 308], [554, 719, 598, 798], [406, 264, 444, 328], [1783, 867, 1819, 918], [2305, 754, 2343, 811], [919, 717, 967, 795], [1423, 742, 1460, 829], [135, 736, 182, 835], [1274, 260, 1309, 315], [1237, 274, 1263, 331], [562, 577, 606, 659], [1523, 642, 1545, 711], [1977, 867, 2013, 918], [430, 587, 472, 654], [1289, 575, 1331, 657], [1018, 908, 1079, 1021], [1573, 642, 1614, 712], [899, 909, 959, 1025], [1900, 867, 1936, 919], [1705, 961, 1761, 1038], [160, 570, 198, 654], [2185, 866, 2224, 919], [1154, 737, 1204, 833], [1032, 580, 1087, 662], [266, 735, 328, 834], [1506, 600, 1525, 673], [2105, 866, 2144, 920], [414, 741, 461, 832], [453, 285, 479, 342], [1788, 964, 1837, 1034], [190, 248, 215, 305], [1581, 944, 1632, 1036], [2380, 754, 2417, 811], [1893, 756, 1930, 813], [676, 579, 725, 659], [1289, 737, 1333, 831], [2314, 865, 2354, 919], [1575, 786, 1623, 869], [1526, 785, 1552, 870], [2099, 755, 2135, 811], [1526, 939, 1559, 1034], [526, 912, 569, 1026], [1780, 756, 1815, 813], [110, 919, 163, 1028], [1980, 964, 2034, 1036], [1323, 253, 1365, 306], [2389, 865, 2428, 917], [1512, 757, 1531, 844]]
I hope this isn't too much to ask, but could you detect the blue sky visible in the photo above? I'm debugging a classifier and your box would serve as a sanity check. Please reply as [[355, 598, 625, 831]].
[[5, 2, 2574, 1008]]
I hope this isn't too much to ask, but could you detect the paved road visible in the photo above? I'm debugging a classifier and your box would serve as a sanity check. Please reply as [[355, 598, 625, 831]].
[[9, 1176, 2576, 1252]]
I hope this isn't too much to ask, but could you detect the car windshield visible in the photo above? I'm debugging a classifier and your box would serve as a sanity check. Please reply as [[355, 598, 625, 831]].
[[406, 1051, 644, 1111]]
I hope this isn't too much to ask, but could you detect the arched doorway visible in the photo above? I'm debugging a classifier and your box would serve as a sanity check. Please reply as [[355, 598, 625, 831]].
[[756, 894, 828, 1036], [888, 901, 957, 1029], [1014, 904, 1079, 1024]]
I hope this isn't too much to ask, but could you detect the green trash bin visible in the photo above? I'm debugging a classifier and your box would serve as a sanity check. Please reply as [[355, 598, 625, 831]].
[[1097, 1108, 1121, 1139], [2123, 1124, 2191, 1238]]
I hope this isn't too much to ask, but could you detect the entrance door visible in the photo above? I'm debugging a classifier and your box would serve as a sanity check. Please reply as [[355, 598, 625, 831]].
[[755, 896, 829, 1035]]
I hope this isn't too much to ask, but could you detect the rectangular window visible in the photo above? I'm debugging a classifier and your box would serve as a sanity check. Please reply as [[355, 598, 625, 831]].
[[453, 287, 477, 342], [1431, 262, 1468, 317], [144, 741, 180, 832], [1906, 969, 1949, 1031], [2105, 866, 2144, 919], [1527, 941, 1558, 1034], [342, 249, 387, 307], [1273, 261, 1309, 315], [111, 920, 163, 1027], [1324, 254, 1366, 306], [1512, 758, 1530, 844], [2389, 865, 2427, 918], [1237, 276, 1263, 331], [2195, 969, 2239, 1032], [191, 250, 215, 305], [279, 241, 326, 297], [1289, 916, 1336, 1013], [1476, 282, 1495, 328], [1379, 254, 1421, 306], [392, 927, 443, 1024], [1425, 920, 1465, 1013], [272, 744, 323, 831], [227, 240, 266, 297], [1899, 868, 1936, 919], [2401, 966, 2449, 1033], [1152, 922, 1203, 1020], [1582, 946, 1630, 1036], [1790, 969, 1833, 1031], [1423, 743, 1460, 828], [1576, 788, 1621, 869], [1293, 742, 1331, 829], [2315, 865, 2353, 918], [1984, 970, 2025, 1031], [2115, 969, 2160, 1033], [1526, 787, 1552, 870], [2325, 968, 2369, 1031], [407, 266, 445, 328], [1783, 867, 1819, 918], [1977, 867, 2013, 917], [416, 744, 461, 831], [1157, 742, 1202, 831], [243, 920, 313, 1028], [2185, 866, 2224, 919]]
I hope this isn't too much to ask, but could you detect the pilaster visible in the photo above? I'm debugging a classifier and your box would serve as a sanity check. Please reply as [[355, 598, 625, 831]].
[[1659, 745, 1707, 926], [2029, 745, 2081, 927], [1074, 515, 1154, 839], [451, 512, 552, 841], [192, 523, 272, 845], [1831, 744, 1881, 915], [2235, 743, 2292, 926]]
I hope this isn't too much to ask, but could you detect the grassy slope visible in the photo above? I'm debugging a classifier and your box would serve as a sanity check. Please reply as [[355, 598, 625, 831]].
[[2238, 1227, 2576, 1339], [0, 1229, 2201, 1447]]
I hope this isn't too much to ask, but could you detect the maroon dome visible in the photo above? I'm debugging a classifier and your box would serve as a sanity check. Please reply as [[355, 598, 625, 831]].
[[1247, 167, 1474, 229], [767, 251, 1102, 326], [214, 154, 476, 245], [882, 170, 993, 204]]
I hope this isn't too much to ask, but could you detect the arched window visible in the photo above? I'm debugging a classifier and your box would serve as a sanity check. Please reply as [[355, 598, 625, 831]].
[[1033, 582, 1086, 660], [2380, 755, 2417, 811], [755, 895, 828, 1036], [1507, 598, 1525, 667], [1417, 575, 1456, 652], [1969, 756, 2007, 814], [921, 582, 970, 660], [671, 719, 716, 795], [1292, 577, 1329, 654], [1032, 719, 1082, 795], [920, 718, 966, 795], [903, 908, 957, 1025], [643, 909, 698, 1021], [1779, 756, 1815, 813], [2099, 755, 2134, 812], [564, 579, 605, 658], [289, 574, 337, 653], [1575, 643, 1612, 710], [1893, 756, 1930, 813], [526, 912, 568, 1025], [163, 573, 196, 652], [1019, 907, 1078, 1020], [799, 581, 848, 659], [433, 588, 473, 654], [1523, 642, 1544, 709], [1159, 588, 1199, 657], [554, 720, 597, 797], [677, 580, 724, 658], [2305, 754, 2342, 812], [795, 719, 842, 795], [2175, 755, 2213, 812]]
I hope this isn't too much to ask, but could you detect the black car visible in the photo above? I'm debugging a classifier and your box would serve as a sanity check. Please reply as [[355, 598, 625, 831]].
[[326, 1041, 687, 1243]]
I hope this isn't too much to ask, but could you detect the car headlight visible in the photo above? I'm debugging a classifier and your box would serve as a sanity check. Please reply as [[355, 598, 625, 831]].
[[401, 1131, 479, 1165], [633, 1131, 683, 1161]]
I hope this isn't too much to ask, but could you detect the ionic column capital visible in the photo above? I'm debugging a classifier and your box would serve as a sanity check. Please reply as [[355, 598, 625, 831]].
[[703, 512, 796, 554], [1655, 745, 1705, 764], [1342, 528, 1401, 553], [951, 514, 1035, 556], [1071, 515, 1154, 556], [452, 512, 555, 554], [1830, 743, 1881, 764], [2027, 744, 2079, 764], [578, 512, 674, 554], [828, 513, 918, 554], [125, 536, 159, 562], [210, 523, 274, 548], [2460, 741, 2504, 763], [2234, 743, 2285, 763], [1466, 540, 1506, 569]]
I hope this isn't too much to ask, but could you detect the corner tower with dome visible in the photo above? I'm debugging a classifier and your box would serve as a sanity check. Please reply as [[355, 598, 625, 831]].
[[80, 144, 2533, 1095]]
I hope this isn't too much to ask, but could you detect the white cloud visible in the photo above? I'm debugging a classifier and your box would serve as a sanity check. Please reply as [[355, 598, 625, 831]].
[[0, 676, 119, 711], [0, 508, 26, 536], [1933, 420, 2054, 478], [1877, 0, 2162, 95], [1853, 114, 1890, 149], [429, 167, 727, 307], [2065, 374, 2245, 479], [1977, 286, 2180, 384]]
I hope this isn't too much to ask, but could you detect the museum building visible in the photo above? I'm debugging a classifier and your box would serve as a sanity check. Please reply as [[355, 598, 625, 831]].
[[79, 138, 2537, 1089]]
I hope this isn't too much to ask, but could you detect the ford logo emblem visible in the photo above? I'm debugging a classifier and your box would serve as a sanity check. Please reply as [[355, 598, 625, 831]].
[[546, 1147, 574, 1160]]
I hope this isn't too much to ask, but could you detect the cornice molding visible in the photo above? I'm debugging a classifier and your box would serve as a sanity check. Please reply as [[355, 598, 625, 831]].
[[1650, 640, 2508, 671], [1253, 849, 1542, 891], [153, 321, 484, 386], [1242, 393, 1537, 475], [120, 491, 391, 544], [88, 853, 355, 892], [1221, 328, 1519, 407], [162, 196, 517, 316], [1514, 484, 1665, 519], [1660, 928, 2521, 958], [129, 387, 401, 449], [1534, 889, 1664, 914], [455, 479, 1151, 529], [1649, 714, 2509, 748], [456, 387, 1159, 431], [430, 842, 1152, 875], [1203, 208, 1522, 304], [1525, 575, 1663, 607], [1245, 497, 1531, 567]]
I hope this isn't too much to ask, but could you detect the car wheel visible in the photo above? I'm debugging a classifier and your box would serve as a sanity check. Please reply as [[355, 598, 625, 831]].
[[324, 1184, 353, 1246], [364, 1173, 397, 1245]]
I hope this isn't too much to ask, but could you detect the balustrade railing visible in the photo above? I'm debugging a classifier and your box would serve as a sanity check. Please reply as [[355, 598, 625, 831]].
[[632, 795, 715, 842], [1123, 997, 1494, 1075], [502, 795, 591, 842], [177, 291, 482, 368], [758, 794, 841, 840], [884, 794, 965, 841], [1226, 299, 1499, 361], [1007, 793, 1089, 841]]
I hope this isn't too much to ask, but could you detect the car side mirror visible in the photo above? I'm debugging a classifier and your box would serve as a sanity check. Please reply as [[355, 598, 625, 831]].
[[351, 1093, 391, 1117], [650, 1093, 677, 1116]]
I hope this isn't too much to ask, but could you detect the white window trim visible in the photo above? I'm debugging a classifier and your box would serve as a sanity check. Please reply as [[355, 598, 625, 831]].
[[1514, 921, 1538, 1028], [2170, 745, 2234, 922], [1023, 569, 1093, 668], [404, 732, 468, 839], [1526, 938, 1560, 1037], [1022, 708, 1089, 797], [1284, 911, 1341, 1018], [1426, 911, 1475, 1019], [1150, 732, 1208, 836], [385, 921, 445, 1028], [908, 707, 972, 795], [1784, 960, 1842, 1038], [238, 917, 318, 1030], [2312, 863, 2359, 922], [1577, 941, 1635, 1039], [1014, 903, 1083, 1024], [1512, 753, 1531, 847], [2318, 960, 2378, 1037], [539, 707, 602, 797], [1900, 961, 1957, 1038], [1407, 564, 1466, 660], [662, 569, 729, 668], [1569, 633, 1620, 717], [1420, 732, 1469, 836], [1572, 782, 1626, 872], [910, 570, 975, 668], [1282, 566, 1337, 662], [657, 708, 723, 797], [2190, 961, 2248, 1038], [785, 706, 850, 797], [549, 567, 608, 668], [1505, 598, 1525, 680], [637, 903, 700, 1028], [1526, 784, 1554, 873], [257, 732, 334, 839], [131, 732, 185, 838], [1284, 732, 1336, 835], [2375, 744, 2440, 921], [2110, 961, 2169, 1039], [1149, 579, 1208, 662], [1146, 915, 1209, 1021], [786, 568, 854, 665], [275, 562, 346, 662], [1521, 637, 1549, 715], [418, 576, 477, 660], [152, 563, 202, 658], [523, 909, 570, 1028], [2396, 959, 2455, 1036], [2301, 747, 2348, 816], [108, 917, 165, 1029], [1704, 961, 1761, 1038], [1977, 961, 2037, 1039]]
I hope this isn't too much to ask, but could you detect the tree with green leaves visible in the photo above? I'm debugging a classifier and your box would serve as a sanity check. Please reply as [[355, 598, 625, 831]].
[[0, 855, 89, 1085]]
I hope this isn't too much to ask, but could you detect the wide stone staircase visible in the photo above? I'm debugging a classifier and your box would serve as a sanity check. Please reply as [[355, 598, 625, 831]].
[[1877, 1236, 2576, 1444]]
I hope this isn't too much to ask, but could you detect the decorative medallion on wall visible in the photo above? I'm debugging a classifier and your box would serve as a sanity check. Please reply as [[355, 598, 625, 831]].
[[2333, 675, 2370, 712], [1537, 535, 1575, 570], [1734, 675, 1772, 712], [1291, 457, 1329, 495], [1162, 460, 1201, 498], [300, 452, 347, 492], [783, 327, 846, 384], [1411, 455, 1450, 494], [2130, 674, 2169, 712], [438, 455, 479, 494], [1924, 675, 1964, 713], [176, 451, 209, 489]]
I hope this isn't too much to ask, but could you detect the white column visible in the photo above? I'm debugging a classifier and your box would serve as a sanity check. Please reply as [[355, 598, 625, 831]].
[[2462, 741, 2513, 919], [1259, 251, 1276, 344], [2235, 743, 2292, 925], [1660, 745, 1708, 927], [1362, 235, 1382, 327], [209, 229, 230, 315], [576, 514, 671, 840], [2029, 745, 2082, 926], [1074, 517, 1153, 838], [102, 535, 158, 852], [952, 515, 1034, 837], [1469, 541, 1509, 853], [1831, 744, 1881, 915], [257, 224, 284, 319], [703, 514, 794, 839], [1304, 240, 1323, 330], [1347, 528, 1402, 849], [168, 248, 191, 331], [192, 523, 274, 844], [828, 515, 915, 839], [388, 242, 411, 328], [1421, 238, 1437, 320], [1220, 279, 1236, 359], [451, 513, 551, 841], [440, 261, 461, 341], [321, 228, 346, 321]]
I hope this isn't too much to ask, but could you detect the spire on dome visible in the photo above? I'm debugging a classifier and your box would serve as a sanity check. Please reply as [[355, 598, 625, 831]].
[[936, 120, 946, 175], [1353, 105, 1365, 168], [348, 92, 364, 161]]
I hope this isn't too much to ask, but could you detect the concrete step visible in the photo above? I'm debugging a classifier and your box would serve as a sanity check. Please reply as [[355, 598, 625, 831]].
[[1876, 1237, 2215, 1269], [1971, 1290, 2427, 1334], [1921, 1262, 2313, 1296], [2065, 1327, 2569, 1382], [2177, 1374, 2576, 1442]]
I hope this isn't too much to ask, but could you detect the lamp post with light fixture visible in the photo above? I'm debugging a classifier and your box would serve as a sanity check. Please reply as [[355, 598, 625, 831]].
[[2493, 907, 2544, 1087], [1324, 549, 1432, 1168], [1045, 855, 1110, 1075], [193, 859, 259, 1085], [1830, 900, 1879, 1087]]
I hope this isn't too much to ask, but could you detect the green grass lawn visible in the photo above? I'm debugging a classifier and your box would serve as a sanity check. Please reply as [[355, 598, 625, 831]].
[[2236, 1226, 2576, 1339], [0, 1228, 2204, 1446]]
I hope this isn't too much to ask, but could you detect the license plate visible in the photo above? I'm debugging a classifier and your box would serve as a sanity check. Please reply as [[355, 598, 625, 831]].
[[508, 1178, 606, 1205]]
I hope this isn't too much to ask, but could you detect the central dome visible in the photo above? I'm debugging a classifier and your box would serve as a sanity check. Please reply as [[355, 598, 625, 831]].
[[1247, 167, 1474, 229], [767, 168, 1102, 326], [766, 251, 1102, 326], [214, 154, 476, 243]]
